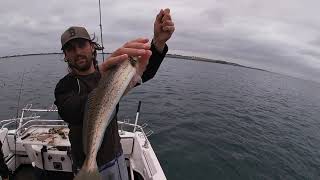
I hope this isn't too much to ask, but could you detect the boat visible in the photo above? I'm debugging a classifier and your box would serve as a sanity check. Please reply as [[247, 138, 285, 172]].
[[0, 103, 166, 180]]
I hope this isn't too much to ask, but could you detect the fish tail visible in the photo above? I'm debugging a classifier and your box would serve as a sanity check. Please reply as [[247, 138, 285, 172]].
[[73, 160, 101, 180]]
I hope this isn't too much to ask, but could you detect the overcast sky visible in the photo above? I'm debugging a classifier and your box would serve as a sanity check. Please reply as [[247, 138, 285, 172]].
[[1, 0, 320, 82]]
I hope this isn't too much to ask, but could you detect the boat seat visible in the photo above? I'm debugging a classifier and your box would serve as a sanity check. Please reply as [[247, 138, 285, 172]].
[[24, 144, 73, 172]]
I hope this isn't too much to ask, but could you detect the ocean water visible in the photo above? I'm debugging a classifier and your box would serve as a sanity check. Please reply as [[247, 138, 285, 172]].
[[0, 54, 320, 180]]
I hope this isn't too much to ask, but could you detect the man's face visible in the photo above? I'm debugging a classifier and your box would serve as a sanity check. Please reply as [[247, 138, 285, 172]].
[[63, 38, 94, 72]]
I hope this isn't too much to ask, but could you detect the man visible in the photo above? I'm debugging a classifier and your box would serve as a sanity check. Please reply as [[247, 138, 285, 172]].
[[54, 8, 175, 179]]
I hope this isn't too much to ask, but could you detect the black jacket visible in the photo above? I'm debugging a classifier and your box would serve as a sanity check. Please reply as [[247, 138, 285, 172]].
[[0, 142, 9, 179], [54, 43, 168, 168]]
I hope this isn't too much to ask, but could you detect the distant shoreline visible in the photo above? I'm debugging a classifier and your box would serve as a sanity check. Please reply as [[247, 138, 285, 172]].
[[0, 52, 269, 72], [165, 54, 269, 72], [0, 52, 64, 59]]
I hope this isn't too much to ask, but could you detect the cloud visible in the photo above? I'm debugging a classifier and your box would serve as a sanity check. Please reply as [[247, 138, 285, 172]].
[[0, 0, 320, 82]]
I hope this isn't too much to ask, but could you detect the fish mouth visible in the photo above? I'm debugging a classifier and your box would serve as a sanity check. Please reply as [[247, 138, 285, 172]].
[[129, 56, 138, 66]]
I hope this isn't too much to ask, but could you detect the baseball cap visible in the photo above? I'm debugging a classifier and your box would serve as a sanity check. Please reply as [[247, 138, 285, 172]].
[[61, 26, 91, 50]]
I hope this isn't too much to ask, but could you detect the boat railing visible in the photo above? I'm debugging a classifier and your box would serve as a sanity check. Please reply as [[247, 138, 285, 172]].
[[118, 121, 153, 148], [13, 104, 61, 135], [2, 104, 153, 148], [17, 120, 68, 136], [1, 115, 41, 129]]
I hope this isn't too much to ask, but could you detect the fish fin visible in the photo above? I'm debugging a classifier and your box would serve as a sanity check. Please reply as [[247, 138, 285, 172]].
[[123, 73, 142, 95], [82, 88, 99, 155], [73, 161, 101, 180], [134, 73, 143, 85]]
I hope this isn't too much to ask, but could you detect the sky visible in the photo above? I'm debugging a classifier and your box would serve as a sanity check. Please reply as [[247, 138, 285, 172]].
[[0, 0, 320, 82]]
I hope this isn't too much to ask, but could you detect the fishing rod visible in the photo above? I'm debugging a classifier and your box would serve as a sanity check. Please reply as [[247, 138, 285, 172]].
[[133, 101, 142, 132], [0, 80, 5, 88], [14, 69, 26, 172], [98, 0, 105, 62], [15, 70, 25, 119]]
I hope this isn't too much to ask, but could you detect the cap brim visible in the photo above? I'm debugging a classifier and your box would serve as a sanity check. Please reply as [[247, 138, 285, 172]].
[[61, 37, 91, 50]]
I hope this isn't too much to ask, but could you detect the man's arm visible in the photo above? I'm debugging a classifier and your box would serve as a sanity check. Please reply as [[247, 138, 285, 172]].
[[141, 41, 168, 82], [54, 77, 87, 125], [141, 8, 174, 83]]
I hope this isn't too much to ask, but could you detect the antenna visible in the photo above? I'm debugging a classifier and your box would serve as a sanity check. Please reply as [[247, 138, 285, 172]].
[[98, 0, 105, 62]]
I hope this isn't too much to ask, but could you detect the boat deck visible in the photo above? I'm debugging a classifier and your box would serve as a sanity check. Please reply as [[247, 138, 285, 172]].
[[12, 165, 144, 180]]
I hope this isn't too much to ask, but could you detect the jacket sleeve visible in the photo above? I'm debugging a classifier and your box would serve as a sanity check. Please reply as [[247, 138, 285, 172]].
[[54, 77, 87, 125], [0, 142, 9, 179], [141, 42, 168, 83]]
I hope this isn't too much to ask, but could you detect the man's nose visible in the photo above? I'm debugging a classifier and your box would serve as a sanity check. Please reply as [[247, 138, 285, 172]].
[[74, 46, 82, 55]]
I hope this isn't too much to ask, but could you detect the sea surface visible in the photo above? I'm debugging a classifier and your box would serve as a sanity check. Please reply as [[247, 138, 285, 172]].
[[0, 54, 320, 180]]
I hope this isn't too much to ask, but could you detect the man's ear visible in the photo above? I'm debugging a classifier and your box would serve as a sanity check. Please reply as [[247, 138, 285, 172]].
[[63, 52, 68, 62]]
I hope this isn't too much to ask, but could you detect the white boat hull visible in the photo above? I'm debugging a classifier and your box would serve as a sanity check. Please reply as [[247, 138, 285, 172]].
[[0, 107, 166, 180]]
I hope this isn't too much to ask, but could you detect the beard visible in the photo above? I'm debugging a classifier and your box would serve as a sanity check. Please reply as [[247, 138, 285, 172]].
[[69, 55, 93, 72]]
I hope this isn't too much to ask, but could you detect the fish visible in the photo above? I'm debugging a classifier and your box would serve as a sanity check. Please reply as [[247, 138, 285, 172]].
[[74, 56, 142, 180]]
